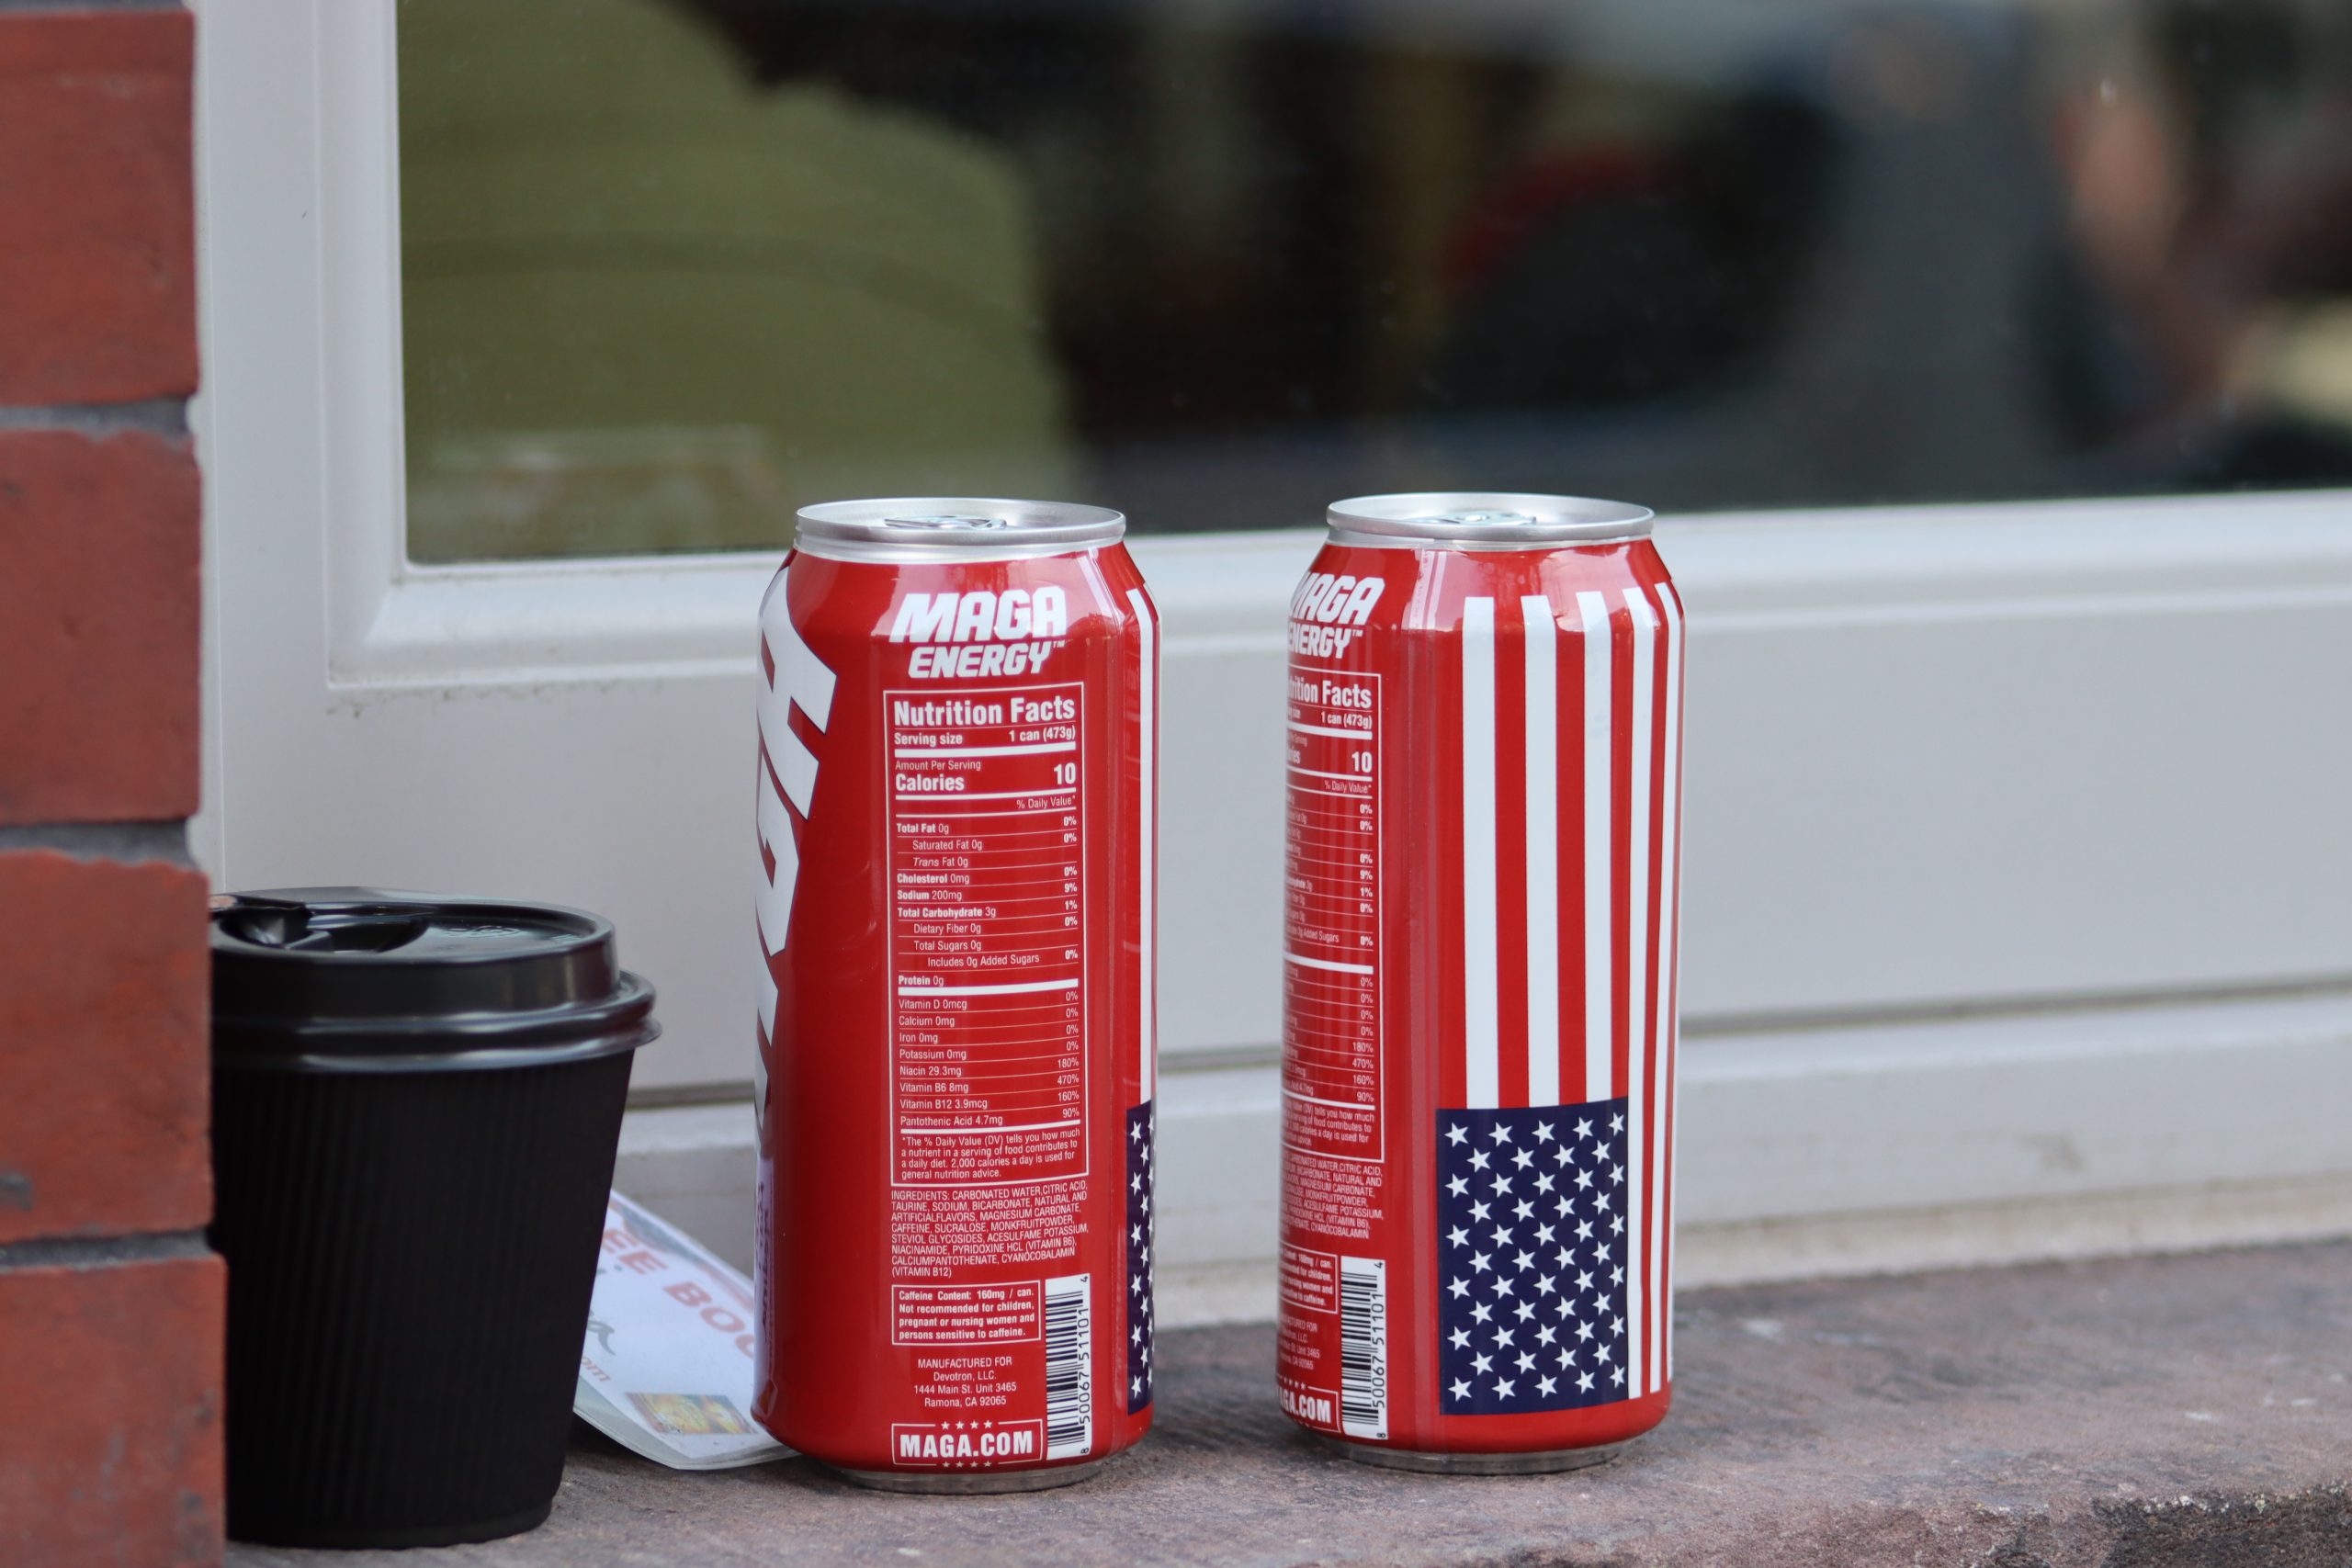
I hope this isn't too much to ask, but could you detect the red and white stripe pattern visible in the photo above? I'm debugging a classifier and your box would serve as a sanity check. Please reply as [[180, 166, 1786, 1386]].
[[1448, 582, 1685, 1401]]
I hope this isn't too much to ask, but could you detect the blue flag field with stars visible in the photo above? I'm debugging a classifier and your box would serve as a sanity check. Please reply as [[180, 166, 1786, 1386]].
[[1434, 1099, 1629, 1415], [1126, 1101, 1155, 1413]]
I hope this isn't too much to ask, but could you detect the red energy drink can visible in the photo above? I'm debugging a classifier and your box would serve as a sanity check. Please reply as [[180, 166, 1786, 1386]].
[[1276, 493, 1683, 1472], [752, 499, 1159, 1490]]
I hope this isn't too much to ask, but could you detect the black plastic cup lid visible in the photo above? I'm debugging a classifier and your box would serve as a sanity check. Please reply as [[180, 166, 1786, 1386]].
[[211, 888, 659, 1073]]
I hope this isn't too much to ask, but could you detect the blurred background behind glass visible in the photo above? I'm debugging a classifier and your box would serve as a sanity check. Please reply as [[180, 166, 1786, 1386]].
[[399, 0, 2352, 558]]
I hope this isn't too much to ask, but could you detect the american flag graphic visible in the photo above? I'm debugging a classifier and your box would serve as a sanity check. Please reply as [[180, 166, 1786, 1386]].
[[1128, 582, 1159, 1416], [1125, 1102, 1155, 1412], [1443, 583, 1685, 1405]]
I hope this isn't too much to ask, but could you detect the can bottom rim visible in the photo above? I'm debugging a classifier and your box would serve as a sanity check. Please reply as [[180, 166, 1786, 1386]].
[[1317, 1434, 1636, 1476], [831, 1457, 1112, 1495]]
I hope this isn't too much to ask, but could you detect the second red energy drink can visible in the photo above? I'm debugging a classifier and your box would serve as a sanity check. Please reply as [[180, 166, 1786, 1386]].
[[753, 499, 1158, 1490], [1276, 493, 1684, 1472]]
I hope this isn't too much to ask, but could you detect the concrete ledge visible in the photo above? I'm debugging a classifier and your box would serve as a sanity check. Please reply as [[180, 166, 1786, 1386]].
[[227, 1240, 2352, 1567]]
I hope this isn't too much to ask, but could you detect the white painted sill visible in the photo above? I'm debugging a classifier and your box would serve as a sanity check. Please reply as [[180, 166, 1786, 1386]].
[[616, 987, 2352, 1326]]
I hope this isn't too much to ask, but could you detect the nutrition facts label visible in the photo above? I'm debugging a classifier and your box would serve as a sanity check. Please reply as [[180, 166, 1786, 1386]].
[[887, 683, 1088, 1190], [1283, 670, 1383, 1161]]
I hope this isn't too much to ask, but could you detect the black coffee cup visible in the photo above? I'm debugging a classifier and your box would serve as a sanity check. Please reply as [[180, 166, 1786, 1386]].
[[208, 889, 658, 1549]]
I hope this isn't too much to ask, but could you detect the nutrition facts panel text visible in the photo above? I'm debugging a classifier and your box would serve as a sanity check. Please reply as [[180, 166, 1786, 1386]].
[[887, 684, 1088, 1188], [1283, 670, 1382, 1160]]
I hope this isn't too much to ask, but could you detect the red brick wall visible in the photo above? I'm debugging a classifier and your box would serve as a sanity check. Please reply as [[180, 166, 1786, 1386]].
[[0, 6, 221, 1566]]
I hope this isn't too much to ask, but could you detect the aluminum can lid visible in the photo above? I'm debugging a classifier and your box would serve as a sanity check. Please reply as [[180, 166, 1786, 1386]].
[[1326, 492, 1653, 549], [795, 497, 1125, 561]]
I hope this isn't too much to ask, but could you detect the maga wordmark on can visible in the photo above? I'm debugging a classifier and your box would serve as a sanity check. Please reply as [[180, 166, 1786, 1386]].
[[1276, 493, 1684, 1472], [752, 499, 1158, 1490]]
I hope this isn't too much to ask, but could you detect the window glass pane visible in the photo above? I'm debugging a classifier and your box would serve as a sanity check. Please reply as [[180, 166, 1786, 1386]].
[[399, 0, 2352, 558]]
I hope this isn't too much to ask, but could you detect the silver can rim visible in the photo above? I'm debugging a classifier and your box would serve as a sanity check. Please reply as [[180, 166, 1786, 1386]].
[[1327, 492, 1653, 548], [829, 1456, 1110, 1494], [1317, 1432, 1637, 1475], [796, 497, 1125, 559]]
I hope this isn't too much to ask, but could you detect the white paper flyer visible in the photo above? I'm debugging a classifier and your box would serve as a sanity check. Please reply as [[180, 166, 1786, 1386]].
[[576, 1190, 794, 1470]]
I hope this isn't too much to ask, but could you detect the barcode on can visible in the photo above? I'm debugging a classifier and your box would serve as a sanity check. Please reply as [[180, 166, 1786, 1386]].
[[1043, 1272, 1092, 1461], [1339, 1255, 1387, 1440]]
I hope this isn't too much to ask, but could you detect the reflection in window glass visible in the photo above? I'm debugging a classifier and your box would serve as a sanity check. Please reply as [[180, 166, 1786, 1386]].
[[400, 0, 2352, 558]]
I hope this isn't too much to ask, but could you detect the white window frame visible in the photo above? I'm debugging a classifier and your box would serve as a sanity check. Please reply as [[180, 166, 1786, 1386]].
[[195, 0, 2352, 1297]]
